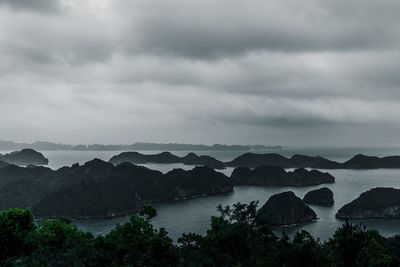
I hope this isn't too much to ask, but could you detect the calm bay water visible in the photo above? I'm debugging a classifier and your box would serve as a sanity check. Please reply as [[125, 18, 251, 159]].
[[5, 147, 400, 241]]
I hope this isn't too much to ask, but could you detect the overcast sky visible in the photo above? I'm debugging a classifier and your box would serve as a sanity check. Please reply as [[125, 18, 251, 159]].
[[0, 0, 400, 146]]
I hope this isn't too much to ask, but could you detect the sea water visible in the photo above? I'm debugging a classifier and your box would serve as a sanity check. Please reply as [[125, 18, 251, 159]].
[[5, 147, 400, 241]]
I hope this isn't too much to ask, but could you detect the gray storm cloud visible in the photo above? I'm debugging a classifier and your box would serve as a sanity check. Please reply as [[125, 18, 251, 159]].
[[0, 0, 61, 13], [0, 0, 399, 146]]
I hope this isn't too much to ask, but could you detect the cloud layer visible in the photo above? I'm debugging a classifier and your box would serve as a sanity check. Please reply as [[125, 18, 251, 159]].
[[0, 0, 399, 146]]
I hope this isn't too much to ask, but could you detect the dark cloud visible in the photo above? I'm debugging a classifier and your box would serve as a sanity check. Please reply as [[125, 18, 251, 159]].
[[0, 0, 400, 146], [119, 0, 400, 58], [0, 0, 61, 13]]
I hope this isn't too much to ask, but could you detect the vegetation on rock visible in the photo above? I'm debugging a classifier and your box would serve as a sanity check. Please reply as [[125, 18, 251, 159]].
[[337, 187, 400, 219], [0, 204, 399, 266], [303, 187, 334, 206], [0, 149, 48, 166], [257, 191, 317, 226], [0, 160, 233, 219], [231, 166, 335, 186]]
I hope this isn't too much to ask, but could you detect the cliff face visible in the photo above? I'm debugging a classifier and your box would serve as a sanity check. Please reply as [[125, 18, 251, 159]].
[[290, 155, 341, 169], [164, 167, 233, 199], [33, 176, 146, 219], [225, 153, 341, 169], [18, 160, 234, 219], [226, 153, 400, 169], [181, 153, 225, 169], [336, 187, 400, 219], [0, 165, 63, 210], [226, 153, 291, 168], [257, 191, 317, 226], [109, 151, 181, 164], [0, 161, 9, 168], [109, 151, 225, 169], [0, 149, 49, 166], [231, 166, 335, 186], [342, 154, 400, 169], [109, 151, 400, 170], [303, 187, 334, 206]]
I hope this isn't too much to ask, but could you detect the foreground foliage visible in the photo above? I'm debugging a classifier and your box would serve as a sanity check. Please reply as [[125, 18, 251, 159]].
[[0, 205, 399, 266]]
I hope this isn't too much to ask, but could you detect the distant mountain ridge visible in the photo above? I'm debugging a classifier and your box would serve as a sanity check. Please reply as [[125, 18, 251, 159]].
[[109, 152, 226, 169], [0, 140, 281, 151], [110, 151, 400, 169], [226, 153, 400, 169]]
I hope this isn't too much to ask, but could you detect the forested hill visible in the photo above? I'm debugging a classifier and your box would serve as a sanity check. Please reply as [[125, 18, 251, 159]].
[[0, 203, 399, 266]]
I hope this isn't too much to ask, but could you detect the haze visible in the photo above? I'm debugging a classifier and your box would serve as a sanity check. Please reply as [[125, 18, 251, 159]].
[[1, 0, 400, 147]]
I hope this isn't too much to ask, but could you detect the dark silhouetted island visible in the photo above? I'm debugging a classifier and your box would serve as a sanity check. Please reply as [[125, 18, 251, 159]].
[[341, 154, 400, 169], [106, 151, 400, 171], [226, 153, 400, 169], [303, 187, 334, 206], [336, 187, 400, 219], [0, 161, 9, 168], [257, 191, 317, 226], [109, 152, 181, 164], [226, 153, 341, 168], [0, 149, 49, 166], [0, 159, 233, 218], [230, 166, 335, 186], [109, 151, 225, 169], [180, 153, 225, 169]]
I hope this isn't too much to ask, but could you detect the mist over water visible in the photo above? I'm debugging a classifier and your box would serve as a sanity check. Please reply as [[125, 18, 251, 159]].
[[11, 147, 400, 241]]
